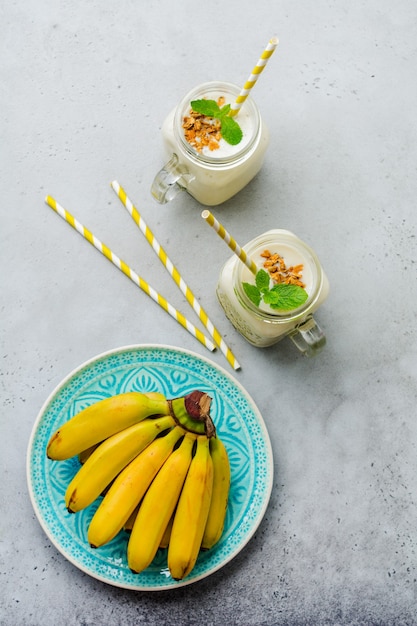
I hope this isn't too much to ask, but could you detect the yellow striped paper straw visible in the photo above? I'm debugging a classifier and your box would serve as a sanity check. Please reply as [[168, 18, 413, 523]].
[[201, 209, 258, 275], [111, 180, 241, 371], [229, 36, 279, 117], [45, 195, 215, 353]]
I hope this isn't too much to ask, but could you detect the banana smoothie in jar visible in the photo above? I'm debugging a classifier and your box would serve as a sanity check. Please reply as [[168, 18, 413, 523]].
[[216, 229, 330, 356], [151, 81, 269, 206]]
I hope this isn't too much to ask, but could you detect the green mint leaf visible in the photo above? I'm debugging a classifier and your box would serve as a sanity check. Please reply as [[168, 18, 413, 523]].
[[220, 103, 231, 116], [267, 284, 309, 310], [262, 289, 281, 306], [242, 282, 261, 306], [243, 269, 308, 312], [255, 269, 270, 292], [220, 115, 243, 145], [190, 99, 221, 117]]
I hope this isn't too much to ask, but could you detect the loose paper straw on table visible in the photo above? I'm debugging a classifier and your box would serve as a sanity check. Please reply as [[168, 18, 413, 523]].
[[45, 195, 215, 353], [111, 181, 241, 371], [229, 36, 279, 117], [201, 209, 258, 275]]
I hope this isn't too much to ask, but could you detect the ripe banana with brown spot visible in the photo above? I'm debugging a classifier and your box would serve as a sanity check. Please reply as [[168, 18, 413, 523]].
[[87, 425, 184, 548], [168, 435, 213, 580], [65, 414, 175, 513], [47, 391, 169, 460], [201, 435, 231, 549], [127, 432, 196, 574]]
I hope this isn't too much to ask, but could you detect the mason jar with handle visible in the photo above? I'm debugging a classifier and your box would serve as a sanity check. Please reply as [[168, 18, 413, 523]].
[[216, 229, 330, 356], [151, 81, 269, 206]]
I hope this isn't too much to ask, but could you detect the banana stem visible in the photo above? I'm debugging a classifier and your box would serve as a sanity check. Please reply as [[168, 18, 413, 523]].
[[168, 391, 216, 438]]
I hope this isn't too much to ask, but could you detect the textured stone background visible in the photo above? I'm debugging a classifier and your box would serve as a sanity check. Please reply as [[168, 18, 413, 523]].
[[1, 0, 417, 624]]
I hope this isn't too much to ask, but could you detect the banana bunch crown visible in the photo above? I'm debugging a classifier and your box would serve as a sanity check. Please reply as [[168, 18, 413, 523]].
[[168, 390, 216, 438]]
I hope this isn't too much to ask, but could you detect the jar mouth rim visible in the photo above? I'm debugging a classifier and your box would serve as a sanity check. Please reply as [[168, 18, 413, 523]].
[[174, 81, 261, 165]]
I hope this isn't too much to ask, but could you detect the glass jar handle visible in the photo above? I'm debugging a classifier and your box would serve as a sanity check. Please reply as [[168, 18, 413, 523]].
[[289, 315, 326, 357], [151, 153, 194, 204]]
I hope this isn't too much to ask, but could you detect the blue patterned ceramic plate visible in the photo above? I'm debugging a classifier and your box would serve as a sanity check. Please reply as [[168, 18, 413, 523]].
[[27, 344, 273, 590]]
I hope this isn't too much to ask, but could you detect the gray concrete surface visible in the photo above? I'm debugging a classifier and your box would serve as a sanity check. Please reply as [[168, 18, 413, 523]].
[[1, 0, 417, 624]]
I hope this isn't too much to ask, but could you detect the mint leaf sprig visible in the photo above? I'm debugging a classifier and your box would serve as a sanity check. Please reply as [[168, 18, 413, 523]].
[[190, 99, 243, 146], [243, 269, 309, 311]]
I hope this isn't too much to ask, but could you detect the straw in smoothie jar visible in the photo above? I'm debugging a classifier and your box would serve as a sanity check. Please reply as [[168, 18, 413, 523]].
[[229, 36, 279, 117]]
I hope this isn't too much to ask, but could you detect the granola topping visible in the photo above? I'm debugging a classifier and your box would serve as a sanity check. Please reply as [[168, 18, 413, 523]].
[[261, 249, 306, 288], [182, 96, 226, 153]]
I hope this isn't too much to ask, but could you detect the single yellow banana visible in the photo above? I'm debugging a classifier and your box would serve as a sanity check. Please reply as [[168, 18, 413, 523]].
[[47, 391, 169, 460], [87, 425, 184, 548], [201, 436, 231, 549], [168, 435, 213, 580], [65, 414, 175, 513], [127, 432, 196, 574]]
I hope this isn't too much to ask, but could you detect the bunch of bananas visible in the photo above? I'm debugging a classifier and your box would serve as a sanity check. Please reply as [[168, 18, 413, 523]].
[[46, 389, 230, 580]]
